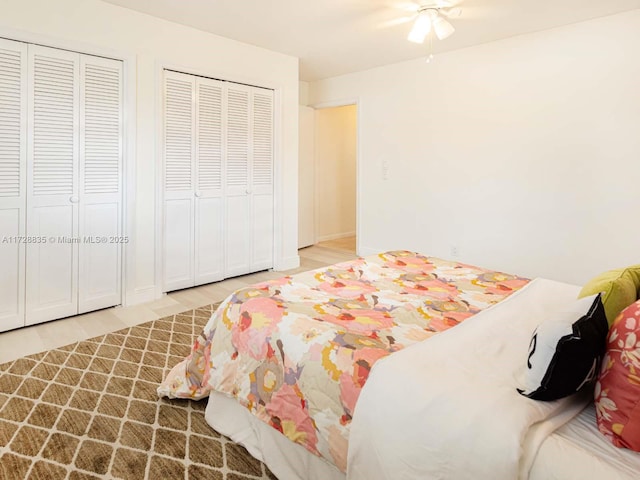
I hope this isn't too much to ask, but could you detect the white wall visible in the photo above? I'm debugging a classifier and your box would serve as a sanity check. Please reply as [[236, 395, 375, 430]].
[[315, 105, 357, 242], [299, 81, 310, 106], [309, 10, 640, 285], [0, 0, 300, 304]]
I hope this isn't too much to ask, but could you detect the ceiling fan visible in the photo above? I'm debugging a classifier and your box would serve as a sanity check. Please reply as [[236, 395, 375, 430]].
[[405, 1, 463, 43]]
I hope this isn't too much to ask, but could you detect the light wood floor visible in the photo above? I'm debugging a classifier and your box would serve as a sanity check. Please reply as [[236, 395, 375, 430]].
[[317, 235, 356, 253], [0, 238, 357, 364]]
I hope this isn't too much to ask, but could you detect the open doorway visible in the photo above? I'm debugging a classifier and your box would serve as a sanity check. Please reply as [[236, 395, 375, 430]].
[[298, 104, 358, 254]]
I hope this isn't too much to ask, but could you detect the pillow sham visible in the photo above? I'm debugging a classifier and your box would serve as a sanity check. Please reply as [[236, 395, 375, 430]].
[[595, 300, 640, 452], [579, 265, 640, 326], [518, 294, 608, 401]]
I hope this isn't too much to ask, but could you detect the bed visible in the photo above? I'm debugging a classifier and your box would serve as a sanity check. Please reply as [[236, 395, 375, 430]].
[[158, 251, 640, 479]]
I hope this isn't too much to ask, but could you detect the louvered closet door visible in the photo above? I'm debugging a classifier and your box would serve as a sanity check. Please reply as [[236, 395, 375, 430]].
[[0, 39, 27, 331], [224, 84, 252, 278], [250, 88, 274, 271], [194, 78, 224, 285], [26, 45, 79, 325], [78, 56, 123, 313], [164, 71, 196, 291]]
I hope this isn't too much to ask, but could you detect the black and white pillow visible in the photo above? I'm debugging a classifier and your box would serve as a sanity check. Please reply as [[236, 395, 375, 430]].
[[518, 293, 608, 401]]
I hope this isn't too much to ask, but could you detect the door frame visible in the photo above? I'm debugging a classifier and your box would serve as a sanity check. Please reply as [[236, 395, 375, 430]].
[[0, 26, 136, 308], [309, 98, 361, 256], [297, 105, 316, 248], [154, 61, 282, 297]]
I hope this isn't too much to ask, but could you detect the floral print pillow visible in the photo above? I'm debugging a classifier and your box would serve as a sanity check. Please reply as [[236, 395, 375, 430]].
[[595, 300, 640, 451]]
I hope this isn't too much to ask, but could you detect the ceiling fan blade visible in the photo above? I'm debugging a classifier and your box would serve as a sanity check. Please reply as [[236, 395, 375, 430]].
[[388, 1, 421, 13], [441, 6, 462, 18], [372, 1, 419, 30], [377, 15, 417, 29]]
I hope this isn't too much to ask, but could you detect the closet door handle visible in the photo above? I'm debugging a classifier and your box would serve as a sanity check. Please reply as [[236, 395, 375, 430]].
[[195, 191, 202, 198], [246, 189, 252, 195], [70, 196, 79, 204]]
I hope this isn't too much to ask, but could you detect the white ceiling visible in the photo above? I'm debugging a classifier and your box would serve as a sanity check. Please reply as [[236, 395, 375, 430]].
[[102, 0, 640, 81]]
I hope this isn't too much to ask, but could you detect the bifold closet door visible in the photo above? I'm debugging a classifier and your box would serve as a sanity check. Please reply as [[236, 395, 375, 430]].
[[194, 78, 224, 285], [78, 55, 123, 314], [250, 89, 274, 271], [225, 85, 275, 277], [26, 45, 80, 325], [25, 45, 123, 325], [163, 71, 274, 291], [224, 84, 252, 278], [0, 39, 27, 331], [164, 71, 195, 291], [163, 72, 225, 290]]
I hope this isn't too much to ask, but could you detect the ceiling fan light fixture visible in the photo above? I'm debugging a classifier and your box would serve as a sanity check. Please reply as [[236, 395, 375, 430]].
[[432, 15, 455, 40], [406, 4, 461, 44], [407, 12, 432, 44]]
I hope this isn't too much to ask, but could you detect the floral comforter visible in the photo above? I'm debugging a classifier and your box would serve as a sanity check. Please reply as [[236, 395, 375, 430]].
[[158, 251, 529, 471]]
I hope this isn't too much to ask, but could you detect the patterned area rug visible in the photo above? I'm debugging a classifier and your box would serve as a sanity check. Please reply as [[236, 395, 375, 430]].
[[0, 305, 277, 479]]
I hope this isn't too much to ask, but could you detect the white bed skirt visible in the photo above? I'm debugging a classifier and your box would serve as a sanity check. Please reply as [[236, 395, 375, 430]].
[[205, 391, 345, 480]]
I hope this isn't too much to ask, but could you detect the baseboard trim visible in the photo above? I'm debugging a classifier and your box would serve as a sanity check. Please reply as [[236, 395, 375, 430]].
[[316, 231, 356, 243], [123, 286, 157, 307], [273, 255, 300, 271]]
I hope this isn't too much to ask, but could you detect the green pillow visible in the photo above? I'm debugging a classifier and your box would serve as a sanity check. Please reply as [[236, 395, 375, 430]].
[[579, 266, 640, 326]]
